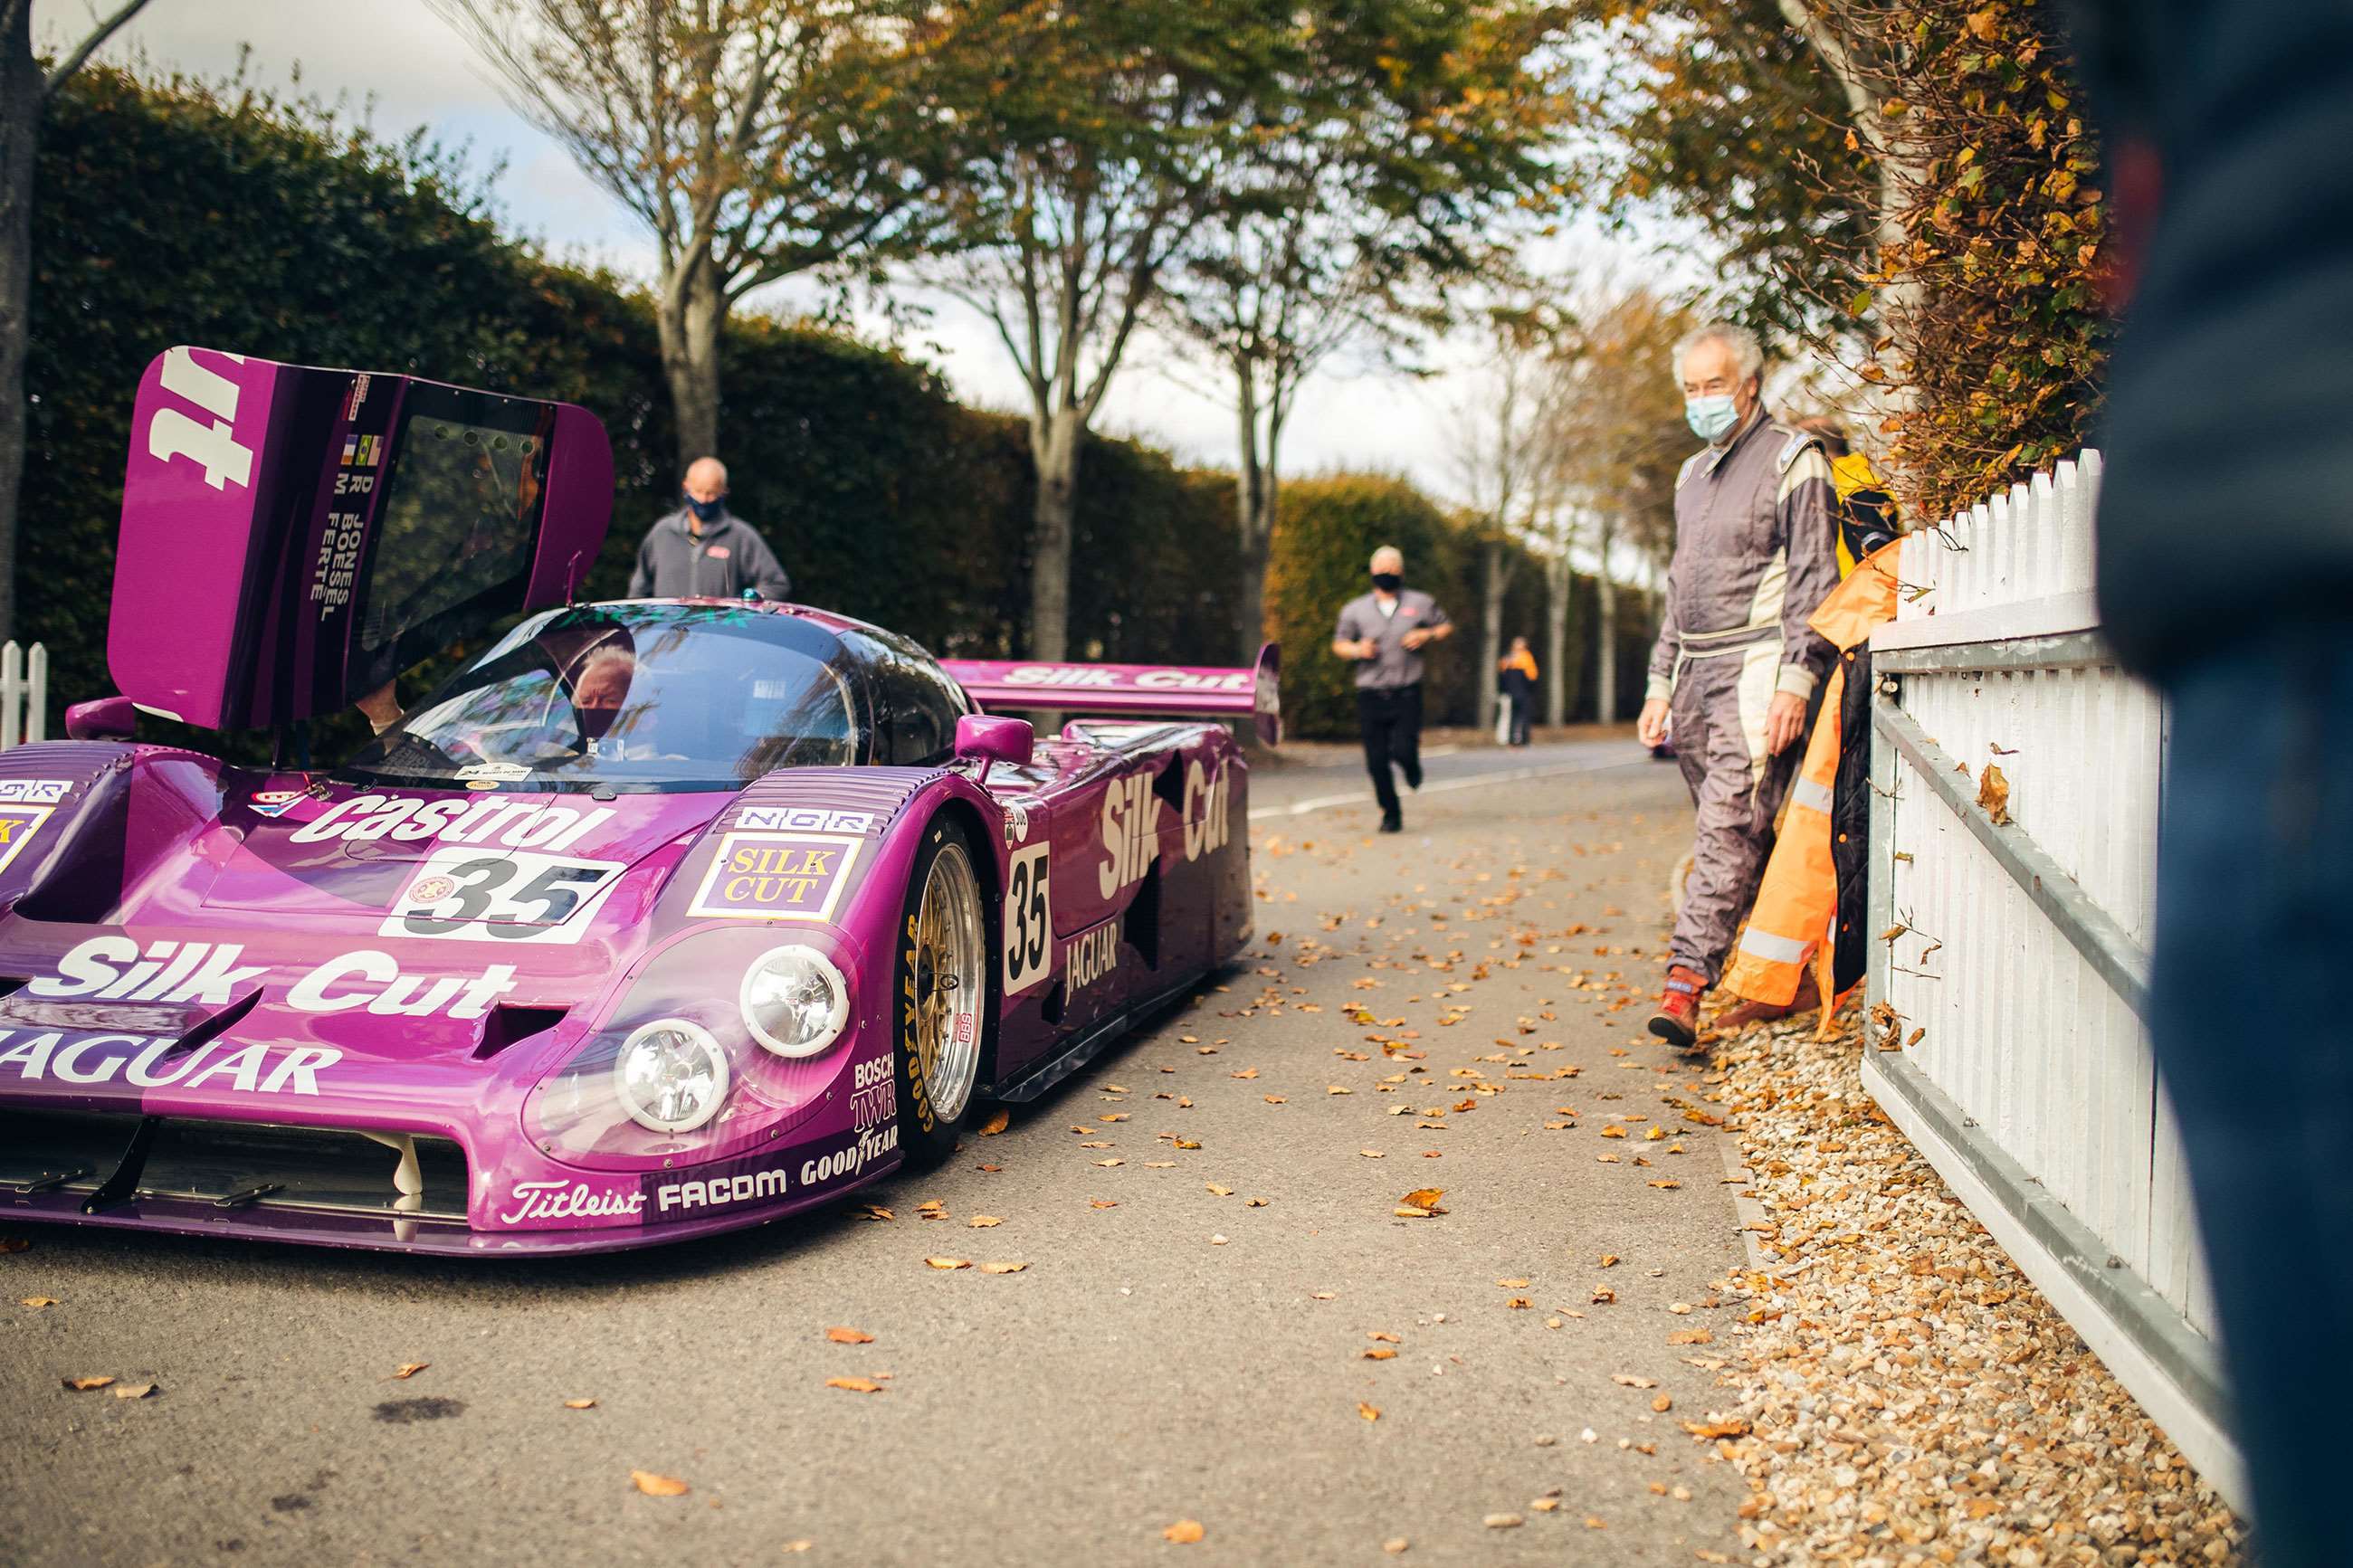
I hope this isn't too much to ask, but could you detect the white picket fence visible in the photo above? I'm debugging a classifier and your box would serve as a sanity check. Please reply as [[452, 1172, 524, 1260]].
[[0, 641, 47, 749], [1862, 452, 2244, 1508]]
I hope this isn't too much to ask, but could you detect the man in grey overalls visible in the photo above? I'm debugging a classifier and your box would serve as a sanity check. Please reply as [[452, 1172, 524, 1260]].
[[1636, 323, 1840, 1050]]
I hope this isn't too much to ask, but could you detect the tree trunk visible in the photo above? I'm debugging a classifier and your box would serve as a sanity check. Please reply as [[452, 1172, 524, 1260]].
[[1477, 537, 1510, 735], [1028, 405, 1081, 660], [1542, 550, 1573, 728], [656, 252, 726, 470], [0, 6, 42, 646], [1232, 372, 1270, 663], [1593, 516, 1618, 725]]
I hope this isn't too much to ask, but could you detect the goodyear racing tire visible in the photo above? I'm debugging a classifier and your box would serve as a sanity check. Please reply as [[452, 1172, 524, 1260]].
[[893, 815, 990, 1168]]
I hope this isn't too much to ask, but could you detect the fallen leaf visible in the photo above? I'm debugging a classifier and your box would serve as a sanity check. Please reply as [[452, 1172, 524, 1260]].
[[977, 1109, 1010, 1136], [1245, 1197, 1268, 1207], [389, 1362, 429, 1380], [824, 1327, 875, 1345], [1495, 1278, 1530, 1288], [1647, 1179, 1681, 1190], [1094, 1159, 1125, 1168], [1484, 1514, 1523, 1529], [1682, 1417, 1751, 1439], [1591, 1288, 1615, 1305], [1163, 1519, 1205, 1544], [825, 1377, 883, 1393], [1612, 1373, 1658, 1389], [977, 1261, 1028, 1274], [1367, 1331, 1400, 1343], [1978, 762, 2013, 824], [1383, 1537, 1408, 1554], [1399, 1187, 1443, 1210], [1358, 1402, 1380, 1421], [1530, 1497, 1560, 1513], [784, 1543, 814, 1555], [967, 1215, 1003, 1229], [1205, 1183, 1233, 1196], [110, 1382, 157, 1400], [860, 1205, 896, 1221], [1090, 1200, 1119, 1210], [62, 1376, 115, 1392], [1362, 1347, 1397, 1361], [1172, 1139, 1201, 1151], [631, 1469, 690, 1497], [564, 1399, 598, 1410], [1599, 1126, 1626, 1139], [19, 1297, 57, 1308], [1667, 1328, 1714, 1345], [924, 1257, 971, 1270], [1231, 1068, 1258, 1079], [1584, 1515, 1606, 1529], [1652, 1393, 1672, 1412]]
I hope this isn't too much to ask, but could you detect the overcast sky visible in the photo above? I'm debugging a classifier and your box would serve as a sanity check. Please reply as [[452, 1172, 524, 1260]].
[[36, 0, 1700, 502]]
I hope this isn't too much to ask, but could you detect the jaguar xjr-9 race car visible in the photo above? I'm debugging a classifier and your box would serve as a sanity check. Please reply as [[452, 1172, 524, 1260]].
[[0, 348, 1278, 1254]]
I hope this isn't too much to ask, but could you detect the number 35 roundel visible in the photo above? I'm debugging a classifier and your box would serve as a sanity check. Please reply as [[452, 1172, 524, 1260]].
[[1002, 842, 1052, 994], [382, 848, 626, 943]]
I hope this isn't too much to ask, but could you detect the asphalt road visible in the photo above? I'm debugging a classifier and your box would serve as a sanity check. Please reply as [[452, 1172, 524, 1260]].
[[0, 742, 1751, 1567]]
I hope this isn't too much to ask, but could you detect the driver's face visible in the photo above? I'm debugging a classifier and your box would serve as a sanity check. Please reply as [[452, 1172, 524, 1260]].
[[575, 662, 632, 716]]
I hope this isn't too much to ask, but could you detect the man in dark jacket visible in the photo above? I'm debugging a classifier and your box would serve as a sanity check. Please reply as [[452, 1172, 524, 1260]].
[[628, 457, 793, 601], [2065, 5, 2353, 1558]]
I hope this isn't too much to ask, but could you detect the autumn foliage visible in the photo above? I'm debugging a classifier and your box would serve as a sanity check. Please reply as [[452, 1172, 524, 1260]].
[[1858, 0, 2111, 519]]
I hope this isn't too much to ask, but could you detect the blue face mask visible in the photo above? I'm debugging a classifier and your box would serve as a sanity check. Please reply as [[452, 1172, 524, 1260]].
[[1685, 394, 1740, 442], [684, 493, 727, 523]]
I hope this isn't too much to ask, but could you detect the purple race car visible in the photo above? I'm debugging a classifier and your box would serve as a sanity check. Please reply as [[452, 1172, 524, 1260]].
[[0, 348, 1278, 1254]]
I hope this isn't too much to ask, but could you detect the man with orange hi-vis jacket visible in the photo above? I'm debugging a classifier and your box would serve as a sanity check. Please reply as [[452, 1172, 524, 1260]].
[[1637, 322, 1842, 1051]]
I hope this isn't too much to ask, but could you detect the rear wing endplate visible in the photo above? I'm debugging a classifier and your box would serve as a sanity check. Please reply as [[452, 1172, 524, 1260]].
[[941, 642, 1281, 746]]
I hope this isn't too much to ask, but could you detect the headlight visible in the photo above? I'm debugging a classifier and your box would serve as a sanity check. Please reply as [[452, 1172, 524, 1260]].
[[611, 1019, 730, 1133], [739, 945, 851, 1059]]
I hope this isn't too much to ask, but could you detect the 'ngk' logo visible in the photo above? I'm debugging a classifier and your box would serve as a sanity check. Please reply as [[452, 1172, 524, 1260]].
[[146, 347, 257, 491]]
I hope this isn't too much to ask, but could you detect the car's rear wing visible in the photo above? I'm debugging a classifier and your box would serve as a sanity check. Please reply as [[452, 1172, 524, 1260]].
[[941, 642, 1281, 746]]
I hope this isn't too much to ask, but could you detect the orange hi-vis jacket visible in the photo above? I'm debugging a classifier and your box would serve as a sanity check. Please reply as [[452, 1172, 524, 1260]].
[[1720, 540, 1901, 1008]]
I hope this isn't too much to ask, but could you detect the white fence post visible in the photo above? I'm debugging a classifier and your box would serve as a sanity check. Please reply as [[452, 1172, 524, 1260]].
[[0, 641, 47, 750], [1862, 451, 2243, 1509], [0, 641, 19, 751]]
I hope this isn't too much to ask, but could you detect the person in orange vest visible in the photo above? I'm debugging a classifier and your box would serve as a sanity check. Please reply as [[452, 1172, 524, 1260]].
[[1717, 425, 1901, 1028], [1496, 637, 1538, 746]]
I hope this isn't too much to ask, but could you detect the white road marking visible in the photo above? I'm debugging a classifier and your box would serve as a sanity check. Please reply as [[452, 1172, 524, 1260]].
[[1248, 751, 1644, 821]]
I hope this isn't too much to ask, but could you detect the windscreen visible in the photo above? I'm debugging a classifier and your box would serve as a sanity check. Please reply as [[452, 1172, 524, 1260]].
[[341, 604, 860, 791]]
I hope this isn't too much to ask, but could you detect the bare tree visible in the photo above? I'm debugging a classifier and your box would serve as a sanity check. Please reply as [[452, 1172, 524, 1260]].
[[1446, 305, 1563, 735], [0, 0, 157, 642], [1534, 282, 1690, 724], [1157, 0, 1563, 664], [433, 0, 931, 466], [919, 0, 1287, 661]]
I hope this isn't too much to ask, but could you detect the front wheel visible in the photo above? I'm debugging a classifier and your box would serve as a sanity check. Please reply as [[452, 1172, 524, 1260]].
[[893, 816, 990, 1166]]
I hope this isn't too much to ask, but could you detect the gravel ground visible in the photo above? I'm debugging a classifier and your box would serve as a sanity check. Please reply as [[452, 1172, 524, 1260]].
[[1706, 1013, 2246, 1566]]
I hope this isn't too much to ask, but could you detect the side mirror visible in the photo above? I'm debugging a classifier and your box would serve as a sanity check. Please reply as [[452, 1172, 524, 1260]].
[[954, 714, 1034, 783], [65, 696, 137, 741]]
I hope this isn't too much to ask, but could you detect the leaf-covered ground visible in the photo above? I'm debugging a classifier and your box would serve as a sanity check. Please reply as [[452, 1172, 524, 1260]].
[[1709, 1012, 2245, 1564]]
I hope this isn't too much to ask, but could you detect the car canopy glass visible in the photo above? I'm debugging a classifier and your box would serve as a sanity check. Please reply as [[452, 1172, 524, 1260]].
[[343, 604, 861, 791]]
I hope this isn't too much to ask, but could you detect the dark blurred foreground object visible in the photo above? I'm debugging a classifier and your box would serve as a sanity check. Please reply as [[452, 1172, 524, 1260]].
[[2067, 3, 2353, 1557]]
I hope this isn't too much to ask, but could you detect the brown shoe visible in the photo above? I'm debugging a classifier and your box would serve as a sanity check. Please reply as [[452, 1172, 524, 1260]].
[[1646, 965, 1709, 1052]]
